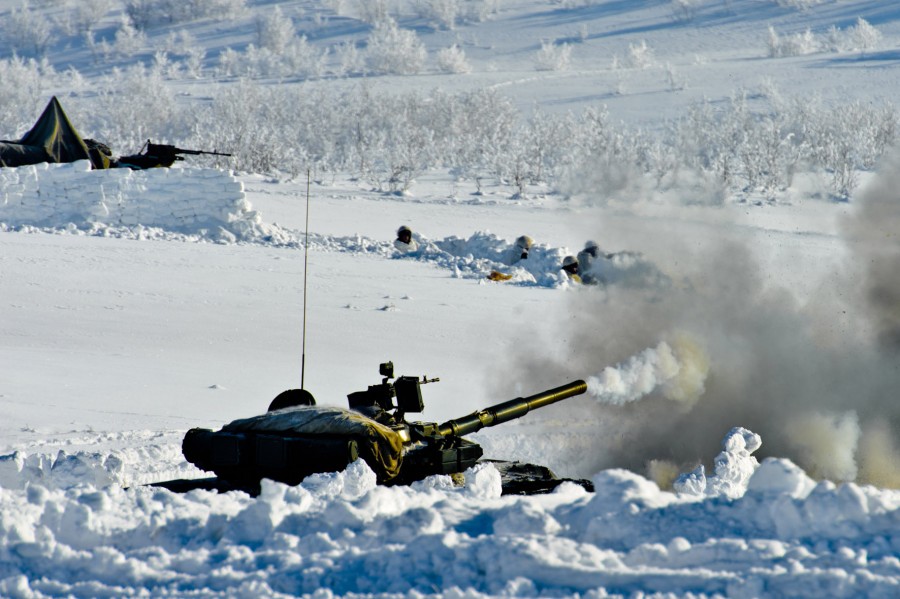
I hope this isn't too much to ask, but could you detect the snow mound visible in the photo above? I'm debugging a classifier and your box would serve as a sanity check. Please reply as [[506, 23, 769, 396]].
[[674, 426, 762, 499], [0, 428, 898, 596]]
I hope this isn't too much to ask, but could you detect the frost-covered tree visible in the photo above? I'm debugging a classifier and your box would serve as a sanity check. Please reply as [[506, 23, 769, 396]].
[[430, 88, 517, 193], [282, 36, 328, 78], [366, 18, 426, 75], [6, 2, 54, 57], [0, 56, 51, 133], [69, 0, 112, 35], [71, 63, 180, 153], [114, 15, 146, 57], [437, 45, 471, 74], [335, 41, 363, 76], [183, 47, 206, 79], [847, 18, 881, 54], [257, 6, 295, 53]]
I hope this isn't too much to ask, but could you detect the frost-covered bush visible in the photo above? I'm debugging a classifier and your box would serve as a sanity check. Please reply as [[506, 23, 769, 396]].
[[774, 0, 822, 9], [11, 49, 894, 202], [113, 16, 147, 57], [125, 0, 247, 30], [771, 18, 881, 57], [416, 0, 460, 30], [846, 17, 881, 54], [335, 41, 364, 76], [68, 0, 112, 35], [767, 26, 818, 57], [559, 106, 649, 200], [625, 40, 654, 69], [676, 93, 898, 200], [212, 36, 326, 80], [463, 0, 499, 22], [0, 56, 52, 133], [437, 45, 471, 74], [534, 41, 571, 71], [5, 2, 54, 57], [366, 18, 426, 75], [355, 0, 392, 25], [256, 5, 295, 53], [71, 64, 181, 153], [806, 99, 897, 198]]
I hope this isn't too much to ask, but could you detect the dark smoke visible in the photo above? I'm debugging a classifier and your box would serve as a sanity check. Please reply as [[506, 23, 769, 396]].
[[494, 158, 900, 488], [842, 150, 900, 351]]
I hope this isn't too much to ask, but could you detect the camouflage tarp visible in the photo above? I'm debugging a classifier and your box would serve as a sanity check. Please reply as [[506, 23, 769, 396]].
[[0, 96, 109, 169], [223, 405, 404, 481]]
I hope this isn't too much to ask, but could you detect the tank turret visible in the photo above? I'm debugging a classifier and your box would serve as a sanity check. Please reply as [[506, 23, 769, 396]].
[[158, 362, 592, 495]]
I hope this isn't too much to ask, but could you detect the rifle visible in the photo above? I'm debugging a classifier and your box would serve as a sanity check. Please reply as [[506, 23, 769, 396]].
[[117, 140, 232, 170]]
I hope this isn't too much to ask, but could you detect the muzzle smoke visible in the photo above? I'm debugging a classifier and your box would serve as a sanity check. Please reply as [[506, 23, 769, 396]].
[[586, 335, 708, 407], [495, 153, 900, 488]]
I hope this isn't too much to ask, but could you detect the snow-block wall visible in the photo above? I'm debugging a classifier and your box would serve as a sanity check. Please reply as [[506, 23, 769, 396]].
[[0, 160, 265, 239]]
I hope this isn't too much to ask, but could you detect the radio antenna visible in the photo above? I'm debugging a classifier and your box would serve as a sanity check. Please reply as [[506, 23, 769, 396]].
[[301, 168, 311, 389]]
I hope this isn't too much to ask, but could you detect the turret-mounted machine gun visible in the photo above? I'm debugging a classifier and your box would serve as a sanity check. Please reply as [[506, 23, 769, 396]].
[[154, 362, 593, 496], [116, 140, 232, 169]]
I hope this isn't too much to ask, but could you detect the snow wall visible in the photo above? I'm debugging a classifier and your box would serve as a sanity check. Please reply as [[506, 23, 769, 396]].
[[0, 160, 263, 240]]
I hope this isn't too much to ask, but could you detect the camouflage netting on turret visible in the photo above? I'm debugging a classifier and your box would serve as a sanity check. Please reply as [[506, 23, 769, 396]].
[[222, 406, 404, 481]]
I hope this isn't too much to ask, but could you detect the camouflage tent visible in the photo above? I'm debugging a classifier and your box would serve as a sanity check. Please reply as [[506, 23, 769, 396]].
[[0, 96, 110, 169]]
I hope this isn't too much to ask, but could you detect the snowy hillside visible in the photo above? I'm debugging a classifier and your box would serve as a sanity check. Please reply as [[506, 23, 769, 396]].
[[1, 0, 899, 597]]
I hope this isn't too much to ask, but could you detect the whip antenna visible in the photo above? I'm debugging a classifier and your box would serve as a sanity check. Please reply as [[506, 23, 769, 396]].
[[301, 168, 311, 389]]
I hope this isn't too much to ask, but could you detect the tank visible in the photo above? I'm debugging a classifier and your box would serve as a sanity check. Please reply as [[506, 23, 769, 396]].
[[153, 362, 593, 496]]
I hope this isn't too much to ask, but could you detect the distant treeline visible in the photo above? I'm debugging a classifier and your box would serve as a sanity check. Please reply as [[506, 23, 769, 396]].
[[1, 58, 895, 202]]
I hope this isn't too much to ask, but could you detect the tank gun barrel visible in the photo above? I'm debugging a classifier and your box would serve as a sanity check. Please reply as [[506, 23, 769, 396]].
[[437, 380, 587, 438]]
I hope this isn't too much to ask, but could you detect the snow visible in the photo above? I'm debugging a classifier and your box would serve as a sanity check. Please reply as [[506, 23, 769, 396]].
[[1, 1, 900, 597]]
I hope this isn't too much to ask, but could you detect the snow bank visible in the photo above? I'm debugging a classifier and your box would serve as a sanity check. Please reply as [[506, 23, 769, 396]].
[[0, 428, 897, 597], [0, 162, 672, 290], [0, 160, 268, 241]]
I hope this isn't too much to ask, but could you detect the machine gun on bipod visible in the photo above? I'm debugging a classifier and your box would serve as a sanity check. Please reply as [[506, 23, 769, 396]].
[[154, 361, 593, 496], [116, 139, 232, 169]]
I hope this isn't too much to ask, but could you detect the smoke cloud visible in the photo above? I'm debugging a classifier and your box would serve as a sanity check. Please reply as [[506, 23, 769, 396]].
[[841, 150, 900, 349], [586, 335, 708, 407], [495, 153, 900, 488]]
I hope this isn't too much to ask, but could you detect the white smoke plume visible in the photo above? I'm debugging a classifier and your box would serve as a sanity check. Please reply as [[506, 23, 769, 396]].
[[586, 335, 708, 407]]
